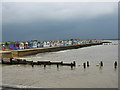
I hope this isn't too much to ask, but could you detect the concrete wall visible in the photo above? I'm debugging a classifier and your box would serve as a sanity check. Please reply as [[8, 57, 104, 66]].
[[2, 52, 12, 58], [2, 43, 103, 58]]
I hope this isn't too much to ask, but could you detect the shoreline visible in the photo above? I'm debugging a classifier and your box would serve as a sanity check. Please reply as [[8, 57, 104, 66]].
[[1, 43, 103, 58]]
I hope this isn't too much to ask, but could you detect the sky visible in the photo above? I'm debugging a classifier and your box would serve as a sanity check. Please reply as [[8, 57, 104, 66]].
[[2, 2, 118, 42]]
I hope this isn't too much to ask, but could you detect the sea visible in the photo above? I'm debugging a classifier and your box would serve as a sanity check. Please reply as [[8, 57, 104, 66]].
[[0, 40, 118, 88]]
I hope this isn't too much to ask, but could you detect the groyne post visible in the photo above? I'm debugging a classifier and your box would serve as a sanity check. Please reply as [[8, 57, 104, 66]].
[[61, 61, 63, 65], [17, 59, 19, 64], [71, 63, 73, 69], [37, 61, 40, 65], [57, 64, 59, 68], [10, 58, 13, 64], [1, 58, 4, 64], [31, 61, 34, 67], [83, 62, 86, 68], [23, 59, 27, 64], [73, 61, 76, 66], [44, 63, 46, 68], [114, 61, 117, 68], [87, 61, 89, 67], [48, 61, 51, 65], [100, 61, 103, 67]]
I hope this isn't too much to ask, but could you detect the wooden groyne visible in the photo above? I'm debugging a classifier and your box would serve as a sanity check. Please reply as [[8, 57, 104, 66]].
[[1, 43, 103, 58], [1, 58, 118, 69], [1, 58, 76, 68]]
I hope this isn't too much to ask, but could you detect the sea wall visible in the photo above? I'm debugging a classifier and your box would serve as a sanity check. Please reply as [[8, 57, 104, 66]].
[[1, 51, 12, 58], [1, 43, 103, 58]]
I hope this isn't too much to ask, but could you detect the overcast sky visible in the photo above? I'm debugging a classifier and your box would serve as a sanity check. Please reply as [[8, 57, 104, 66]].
[[2, 2, 118, 41]]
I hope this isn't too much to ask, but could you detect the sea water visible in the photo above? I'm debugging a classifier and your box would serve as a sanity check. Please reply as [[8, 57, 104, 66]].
[[1, 40, 118, 88]]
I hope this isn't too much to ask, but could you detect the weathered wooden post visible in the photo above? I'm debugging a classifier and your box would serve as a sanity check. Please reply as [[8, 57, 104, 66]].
[[37, 61, 40, 65], [17, 59, 19, 64], [57, 64, 59, 68], [48, 61, 51, 65], [44, 63, 46, 68], [83, 62, 86, 68], [1, 58, 4, 64], [100, 61, 103, 67], [114, 61, 117, 68], [10, 58, 13, 64], [71, 63, 73, 69], [31, 61, 34, 67], [23, 59, 26, 64], [73, 61, 76, 66], [61, 61, 63, 65], [87, 61, 89, 67]]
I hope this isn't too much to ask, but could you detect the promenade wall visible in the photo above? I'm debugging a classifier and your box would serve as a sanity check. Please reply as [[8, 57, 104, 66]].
[[1, 43, 103, 58]]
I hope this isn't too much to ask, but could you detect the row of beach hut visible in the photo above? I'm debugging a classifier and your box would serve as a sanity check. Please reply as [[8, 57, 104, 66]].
[[0, 39, 102, 50]]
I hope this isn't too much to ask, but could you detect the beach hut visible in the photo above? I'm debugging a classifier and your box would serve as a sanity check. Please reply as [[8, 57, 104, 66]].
[[56, 41, 60, 46], [58, 41, 62, 46], [2, 43, 6, 50], [19, 42, 24, 49], [9, 44, 16, 50], [52, 41, 57, 47], [68, 40, 72, 45], [49, 41, 54, 47], [72, 40, 78, 45], [28, 42, 33, 48], [44, 41, 50, 47], [40, 41, 44, 47], [33, 41, 38, 48], [24, 42, 29, 49], [63, 41, 67, 46], [14, 42, 19, 49], [37, 42, 41, 48]]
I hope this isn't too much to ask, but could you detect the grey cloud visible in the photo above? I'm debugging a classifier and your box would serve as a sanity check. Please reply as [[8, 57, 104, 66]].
[[2, 2, 118, 41], [3, 13, 118, 41], [2, 2, 117, 24]]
